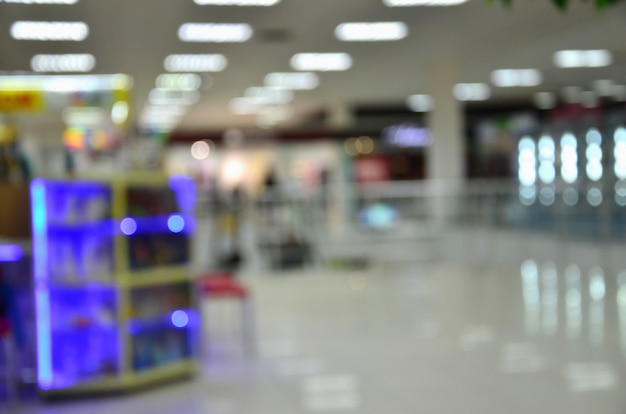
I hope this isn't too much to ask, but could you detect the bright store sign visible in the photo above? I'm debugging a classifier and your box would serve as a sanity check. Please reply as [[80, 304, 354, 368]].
[[382, 123, 431, 147], [0, 90, 44, 113]]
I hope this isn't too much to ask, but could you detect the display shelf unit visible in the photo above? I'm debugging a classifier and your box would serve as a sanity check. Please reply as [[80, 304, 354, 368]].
[[30, 174, 199, 397]]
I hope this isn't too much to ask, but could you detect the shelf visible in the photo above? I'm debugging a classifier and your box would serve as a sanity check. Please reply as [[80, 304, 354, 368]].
[[40, 359, 196, 396], [123, 265, 190, 288]]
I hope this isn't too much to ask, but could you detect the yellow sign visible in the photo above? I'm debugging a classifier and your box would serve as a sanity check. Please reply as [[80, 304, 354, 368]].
[[0, 91, 44, 113]]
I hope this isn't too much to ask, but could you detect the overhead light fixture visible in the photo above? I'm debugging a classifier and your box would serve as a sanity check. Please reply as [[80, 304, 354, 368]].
[[0, 0, 78, 3], [335, 22, 408, 42], [290, 53, 352, 72], [264, 72, 319, 90], [229, 97, 263, 115], [155, 74, 202, 91], [178, 23, 252, 43], [406, 94, 433, 112], [10, 21, 88, 41], [31, 54, 95, 72], [244, 86, 293, 104], [383, 0, 468, 6], [164, 54, 227, 72], [491, 69, 542, 87], [554, 50, 612, 68], [453, 83, 490, 101], [533, 92, 556, 110], [194, 0, 280, 5]]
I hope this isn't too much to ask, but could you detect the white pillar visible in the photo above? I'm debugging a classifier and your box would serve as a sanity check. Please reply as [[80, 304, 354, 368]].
[[426, 61, 465, 225]]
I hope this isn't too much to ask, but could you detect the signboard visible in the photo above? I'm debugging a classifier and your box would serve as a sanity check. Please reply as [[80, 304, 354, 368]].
[[0, 91, 44, 113]]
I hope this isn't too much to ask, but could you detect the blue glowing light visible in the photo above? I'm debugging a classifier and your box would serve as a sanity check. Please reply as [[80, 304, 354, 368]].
[[0, 244, 23, 262], [167, 214, 185, 233], [31, 179, 53, 389], [171, 310, 189, 328], [120, 217, 138, 236]]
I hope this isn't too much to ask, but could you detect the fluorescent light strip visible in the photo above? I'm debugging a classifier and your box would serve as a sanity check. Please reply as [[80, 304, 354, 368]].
[[178, 23, 252, 43], [164, 54, 227, 72], [453, 83, 490, 101], [31, 54, 95, 72], [155, 73, 202, 91], [384, 0, 468, 6], [0, 0, 78, 3], [290, 53, 352, 72], [265, 72, 318, 90], [31, 179, 53, 390], [491, 69, 542, 87], [11, 21, 88, 41], [554, 50, 612, 68], [335, 22, 408, 42], [194, 0, 279, 4]]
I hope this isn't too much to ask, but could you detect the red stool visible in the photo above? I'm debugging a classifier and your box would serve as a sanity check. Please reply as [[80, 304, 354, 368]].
[[197, 273, 255, 356]]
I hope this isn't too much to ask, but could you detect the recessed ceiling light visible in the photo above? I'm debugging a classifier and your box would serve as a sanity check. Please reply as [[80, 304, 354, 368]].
[[194, 0, 280, 5], [31, 54, 95, 72], [383, 0, 468, 6], [335, 22, 408, 42], [156, 73, 202, 91], [0, 0, 78, 3], [264, 72, 319, 90], [554, 50, 612, 68], [406, 94, 433, 112], [164, 54, 227, 72], [290, 53, 352, 71], [491, 69, 542, 87], [11, 21, 88, 41], [453, 83, 490, 101], [178, 23, 252, 42]]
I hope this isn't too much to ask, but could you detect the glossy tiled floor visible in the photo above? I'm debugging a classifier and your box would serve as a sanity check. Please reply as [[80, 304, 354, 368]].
[[12, 230, 626, 413]]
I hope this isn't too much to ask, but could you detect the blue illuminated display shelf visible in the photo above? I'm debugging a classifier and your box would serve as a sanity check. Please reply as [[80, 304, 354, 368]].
[[31, 174, 199, 396]]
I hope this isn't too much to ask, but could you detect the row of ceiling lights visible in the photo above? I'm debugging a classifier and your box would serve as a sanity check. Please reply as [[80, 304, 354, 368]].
[[0, 0, 467, 5]]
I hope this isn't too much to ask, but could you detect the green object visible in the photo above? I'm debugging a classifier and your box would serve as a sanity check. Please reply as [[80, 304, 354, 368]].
[[488, 0, 621, 10]]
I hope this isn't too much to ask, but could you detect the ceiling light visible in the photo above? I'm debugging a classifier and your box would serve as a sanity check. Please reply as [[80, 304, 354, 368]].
[[111, 101, 129, 125], [290, 53, 352, 72], [453, 83, 490, 101], [406, 94, 433, 112], [194, 0, 280, 5], [11, 21, 88, 41], [149, 89, 201, 106], [335, 22, 408, 42], [0, 0, 78, 3], [491, 69, 542, 87], [264, 72, 319, 90], [164, 54, 227, 72], [383, 0, 468, 6], [31, 54, 95, 72], [534, 92, 556, 110], [554, 50, 612, 68], [155, 73, 202, 91], [178, 23, 252, 43], [244, 86, 293, 104]]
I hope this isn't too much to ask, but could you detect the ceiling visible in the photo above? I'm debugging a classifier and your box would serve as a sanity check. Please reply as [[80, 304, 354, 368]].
[[1, 0, 626, 133]]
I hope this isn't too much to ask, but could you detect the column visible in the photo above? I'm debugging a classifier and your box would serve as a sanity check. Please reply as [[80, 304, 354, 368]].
[[426, 61, 465, 226]]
